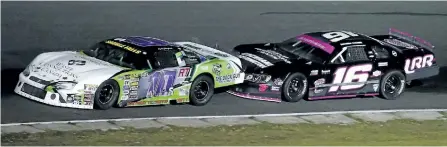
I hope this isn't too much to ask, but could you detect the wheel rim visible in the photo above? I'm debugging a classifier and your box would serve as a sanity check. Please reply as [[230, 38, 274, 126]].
[[384, 75, 403, 95], [287, 77, 305, 97], [194, 81, 209, 102], [99, 84, 114, 104]]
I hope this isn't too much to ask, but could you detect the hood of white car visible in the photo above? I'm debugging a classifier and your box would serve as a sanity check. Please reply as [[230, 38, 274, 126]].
[[28, 51, 125, 83]]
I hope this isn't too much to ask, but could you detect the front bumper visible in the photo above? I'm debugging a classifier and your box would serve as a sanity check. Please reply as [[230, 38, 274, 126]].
[[14, 72, 93, 109], [227, 82, 282, 102]]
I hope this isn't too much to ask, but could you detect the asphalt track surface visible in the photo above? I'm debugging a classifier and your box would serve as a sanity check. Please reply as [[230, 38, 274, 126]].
[[2, 2, 447, 124]]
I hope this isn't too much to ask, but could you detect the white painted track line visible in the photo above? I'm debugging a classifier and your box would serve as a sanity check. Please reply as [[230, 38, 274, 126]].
[[2, 109, 446, 127]]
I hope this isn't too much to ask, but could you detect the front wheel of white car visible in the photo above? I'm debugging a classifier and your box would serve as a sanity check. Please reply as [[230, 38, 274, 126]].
[[94, 79, 120, 110]]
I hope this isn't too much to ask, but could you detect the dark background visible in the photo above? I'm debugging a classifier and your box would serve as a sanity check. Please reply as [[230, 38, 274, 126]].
[[2, 1, 447, 124]]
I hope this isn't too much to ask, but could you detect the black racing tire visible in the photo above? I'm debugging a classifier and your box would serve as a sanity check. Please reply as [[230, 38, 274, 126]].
[[379, 70, 406, 100], [281, 72, 308, 102], [93, 79, 120, 110], [189, 75, 214, 106]]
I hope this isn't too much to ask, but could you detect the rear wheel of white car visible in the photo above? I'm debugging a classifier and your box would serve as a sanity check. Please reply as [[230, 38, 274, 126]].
[[94, 79, 120, 110], [379, 70, 406, 100], [189, 75, 214, 106], [281, 72, 308, 102]]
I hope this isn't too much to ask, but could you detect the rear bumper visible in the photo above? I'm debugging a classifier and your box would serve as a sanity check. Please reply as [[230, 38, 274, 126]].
[[406, 65, 440, 81], [14, 72, 93, 109]]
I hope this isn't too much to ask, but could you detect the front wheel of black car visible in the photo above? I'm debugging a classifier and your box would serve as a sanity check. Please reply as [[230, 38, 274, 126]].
[[189, 75, 214, 106], [379, 70, 406, 100], [281, 72, 308, 102], [94, 79, 120, 110]]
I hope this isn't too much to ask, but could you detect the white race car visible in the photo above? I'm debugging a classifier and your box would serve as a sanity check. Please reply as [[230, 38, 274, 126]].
[[15, 36, 244, 109]]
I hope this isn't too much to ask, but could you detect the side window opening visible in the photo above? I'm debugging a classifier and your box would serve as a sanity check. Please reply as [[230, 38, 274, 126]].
[[330, 45, 369, 64], [152, 50, 179, 69], [371, 46, 390, 59], [343, 46, 369, 63]]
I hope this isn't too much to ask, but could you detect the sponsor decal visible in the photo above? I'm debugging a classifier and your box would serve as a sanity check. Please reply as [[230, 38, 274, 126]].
[[67, 60, 86, 66], [372, 70, 382, 77], [105, 40, 142, 54], [259, 84, 269, 92], [216, 73, 240, 83], [255, 48, 291, 64], [273, 78, 284, 86], [392, 50, 397, 56], [83, 93, 93, 106], [130, 82, 138, 86], [179, 87, 189, 96], [124, 80, 130, 85], [130, 86, 138, 91], [123, 85, 130, 90], [139, 70, 177, 98], [214, 52, 229, 57], [130, 90, 138, 96], [122, 95, 129, 100], [125, 75, 131, 79], [71, 95, 82, 105], [239, 53, 274, 68], [178, 67, 191, 77], [123, 90, 130, 94], [84, 84, 98, 92], [158, 47, 174, 50], [227, 63, 232, 69], [373, 84, 379, 92], [212, 64, 222, 76], [321, 70, 330, 75], [340, 41, 363, 46], [404, 54, 434, 74], [378, 62, 388, 67], [271, 86, 280, 91], [384, 39, 418, 49], [298, 35, 335, 54], [73, 55, 110, 66], [310, 70, 318, 76], [176, 98, 188, 103], [314, 78, 325, 94], [37, 62, 78, 79]]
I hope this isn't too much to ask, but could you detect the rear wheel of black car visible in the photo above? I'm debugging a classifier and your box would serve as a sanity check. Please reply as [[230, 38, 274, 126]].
[[282, 72, 308, 102], [94, 79, 120, 110], [189, 75, 214, 106], [379, 70, 406, 100]]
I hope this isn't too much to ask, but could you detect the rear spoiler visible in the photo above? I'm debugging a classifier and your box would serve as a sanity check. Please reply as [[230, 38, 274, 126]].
[[388, 28, 435, 50]]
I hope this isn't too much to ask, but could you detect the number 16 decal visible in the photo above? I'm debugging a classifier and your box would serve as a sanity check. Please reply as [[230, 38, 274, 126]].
[[328, 64, 373, 92]]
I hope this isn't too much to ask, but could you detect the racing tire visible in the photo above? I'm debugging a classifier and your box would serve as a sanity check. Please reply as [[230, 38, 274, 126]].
[[379, 70, 406, 100], [93, 79, 120, 110], [281, 72, 308, 102], [189, 75, 214, 106]]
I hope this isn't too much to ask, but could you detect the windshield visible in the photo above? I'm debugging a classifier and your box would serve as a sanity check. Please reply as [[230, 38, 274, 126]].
[[83, 42, 151, 70], [277, 37, 332, 64]]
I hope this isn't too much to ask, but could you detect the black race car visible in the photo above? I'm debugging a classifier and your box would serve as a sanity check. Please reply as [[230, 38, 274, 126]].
[[227, 28, 439, 102]]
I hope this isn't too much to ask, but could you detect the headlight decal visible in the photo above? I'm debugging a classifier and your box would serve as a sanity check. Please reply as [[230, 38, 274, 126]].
[[50, 81, 78, 90], [245, 74, 272, 83]]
